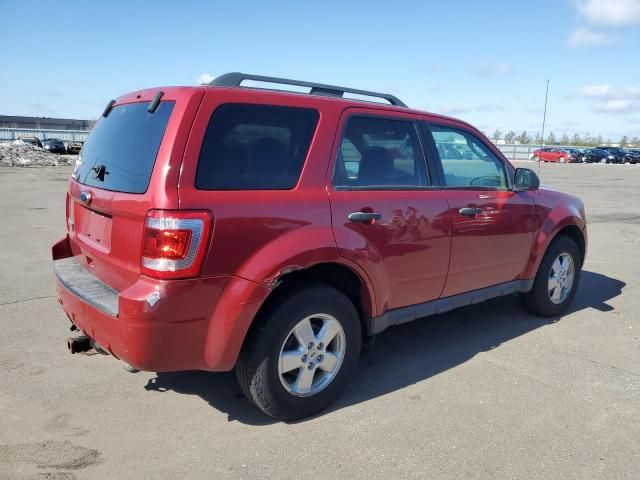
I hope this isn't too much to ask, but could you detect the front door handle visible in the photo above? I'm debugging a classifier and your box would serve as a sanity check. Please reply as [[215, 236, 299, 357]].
[[458, 207, 482, 216], [348, 211, 382, 223]]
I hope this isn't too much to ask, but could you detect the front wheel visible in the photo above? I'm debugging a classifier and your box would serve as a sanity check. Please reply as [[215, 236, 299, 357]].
[[236, 284, 362, 420], [559, 156, 566, 163], [521, 236, 581, 317]]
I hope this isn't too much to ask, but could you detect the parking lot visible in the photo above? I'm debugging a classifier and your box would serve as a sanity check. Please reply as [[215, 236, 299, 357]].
[[0, 162, 638, 479]]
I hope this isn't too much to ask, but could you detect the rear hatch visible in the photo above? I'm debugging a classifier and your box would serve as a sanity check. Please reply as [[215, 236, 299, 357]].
[[66, 87, 204, 291]]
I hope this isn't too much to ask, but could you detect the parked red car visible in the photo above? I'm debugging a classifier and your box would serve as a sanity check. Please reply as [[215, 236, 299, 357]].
[[532, 147, 575, 163], [53, 73, 587, 419]]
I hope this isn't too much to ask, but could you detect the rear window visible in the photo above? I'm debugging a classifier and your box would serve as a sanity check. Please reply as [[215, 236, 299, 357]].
[[195, 104, 319, 190], [73, 101, 175, 194]]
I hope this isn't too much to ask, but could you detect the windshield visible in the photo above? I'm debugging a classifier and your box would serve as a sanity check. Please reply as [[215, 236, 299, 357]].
[[74, 101, 174, 194]]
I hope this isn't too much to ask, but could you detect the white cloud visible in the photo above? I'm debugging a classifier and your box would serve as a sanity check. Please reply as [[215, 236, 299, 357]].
[[573, 84, 640, 114], [575, 84, 640, 99], [438, 104, 471, 115], [476, 104, 505, 112], [473, 62, 512, 78], [568, 28, 615, 47], [577, 83, 616, 97], [575, 0, 640, 26], [196, 72, 215, 84], [427, 85, 447, 93], [28, 102, 57, 116], [592, 100, 640, 113]]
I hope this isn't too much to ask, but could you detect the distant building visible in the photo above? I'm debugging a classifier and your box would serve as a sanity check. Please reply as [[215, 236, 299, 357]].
[[0, 115, 95, 131]]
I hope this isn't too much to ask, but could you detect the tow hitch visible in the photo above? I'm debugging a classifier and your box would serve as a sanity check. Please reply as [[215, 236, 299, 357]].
[[67, 335, 92, 354]]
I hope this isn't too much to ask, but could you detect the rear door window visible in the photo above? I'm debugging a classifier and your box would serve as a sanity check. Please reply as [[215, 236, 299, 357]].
[[74, 101, 175, 194], [195, 104, 319, 190]]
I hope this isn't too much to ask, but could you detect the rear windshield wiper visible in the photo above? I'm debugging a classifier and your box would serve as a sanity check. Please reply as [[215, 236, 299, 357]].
[[148, 91, 164, 113], [102, 100, 115, 117]]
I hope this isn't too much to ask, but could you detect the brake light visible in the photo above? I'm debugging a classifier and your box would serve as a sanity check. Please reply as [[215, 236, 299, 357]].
[[141, 210, 212, 279], [143, 229, 192, 259]]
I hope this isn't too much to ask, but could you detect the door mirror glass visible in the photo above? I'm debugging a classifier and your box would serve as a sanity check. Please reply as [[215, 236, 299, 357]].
[[514, 168, 540, 191]]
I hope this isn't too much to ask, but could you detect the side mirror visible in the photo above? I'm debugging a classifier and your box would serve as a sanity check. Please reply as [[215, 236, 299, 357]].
[[514, 168, 540, 191]]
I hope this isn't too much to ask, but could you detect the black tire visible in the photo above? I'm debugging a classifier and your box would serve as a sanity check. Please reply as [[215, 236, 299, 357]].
[[235, 283, 362, 420], [521, 235, 581, 317]]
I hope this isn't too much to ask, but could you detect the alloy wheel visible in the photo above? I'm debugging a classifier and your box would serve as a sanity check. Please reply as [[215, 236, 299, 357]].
[[548, 253, 575, 304], [277, 313, 346, 397]]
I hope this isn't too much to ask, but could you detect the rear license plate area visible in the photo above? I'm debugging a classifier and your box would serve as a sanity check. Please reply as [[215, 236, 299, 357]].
[[75, 204, 112, 252]]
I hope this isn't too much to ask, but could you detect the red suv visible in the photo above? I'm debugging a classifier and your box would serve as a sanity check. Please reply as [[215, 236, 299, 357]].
[[53, 73, 587, 420]]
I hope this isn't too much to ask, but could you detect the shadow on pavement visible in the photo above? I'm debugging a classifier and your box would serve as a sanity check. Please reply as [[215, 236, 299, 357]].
[[144, 270, 625, 425]]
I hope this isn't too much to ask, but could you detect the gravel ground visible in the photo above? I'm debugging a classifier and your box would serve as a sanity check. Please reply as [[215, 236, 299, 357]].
[[0, 142, 77, 167], [0, 163, 638, 479]]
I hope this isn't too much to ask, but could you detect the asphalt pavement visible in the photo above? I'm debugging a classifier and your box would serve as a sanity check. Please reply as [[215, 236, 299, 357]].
[[0, 162, 638, 479]]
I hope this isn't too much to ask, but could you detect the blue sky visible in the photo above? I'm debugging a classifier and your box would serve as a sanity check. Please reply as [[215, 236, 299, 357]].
[[1, 0, 639, 140]]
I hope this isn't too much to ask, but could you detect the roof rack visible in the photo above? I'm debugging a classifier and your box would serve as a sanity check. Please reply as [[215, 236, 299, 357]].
[[209, 72, 408, 108]]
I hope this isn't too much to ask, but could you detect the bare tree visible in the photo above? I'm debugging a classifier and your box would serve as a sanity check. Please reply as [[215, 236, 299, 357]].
[[491, 129, 503, 142], [583, 133, 594, 146], [504, 130, 517, 143], [571, 133, 582, 146], [516, 130, 531, 144], [546, 132, 557, 145]]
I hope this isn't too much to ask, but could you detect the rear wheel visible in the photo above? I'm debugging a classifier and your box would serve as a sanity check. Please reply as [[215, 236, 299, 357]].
[[521, 236, 581, 317], [559, 156, 566, 163], [534, 155, 540, 162], [236, 284, 362, 420]]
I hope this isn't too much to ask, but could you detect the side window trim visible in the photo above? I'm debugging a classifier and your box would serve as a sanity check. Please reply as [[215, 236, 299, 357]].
[[425, 122, 512, 191], [418, 121, 446, 187], [331, 113, 432, 191]]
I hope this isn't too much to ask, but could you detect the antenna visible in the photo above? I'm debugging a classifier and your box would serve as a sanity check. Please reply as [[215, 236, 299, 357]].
[[538, 80, 550, 178]]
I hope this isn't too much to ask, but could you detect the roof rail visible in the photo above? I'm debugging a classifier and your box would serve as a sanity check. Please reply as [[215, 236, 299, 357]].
[[209, 72, 408, 108]]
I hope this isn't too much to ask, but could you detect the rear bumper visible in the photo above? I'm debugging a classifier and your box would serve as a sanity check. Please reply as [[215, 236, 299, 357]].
[[52, 236, 270, 372]]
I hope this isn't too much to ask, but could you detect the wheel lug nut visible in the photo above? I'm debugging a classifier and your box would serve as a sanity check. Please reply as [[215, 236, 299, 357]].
[[308, 362, 314, 370], [308, 342, 314, 349], [317, 343, 324, 350], [301, 354, 308, 363], [317, 355, 324, 363]]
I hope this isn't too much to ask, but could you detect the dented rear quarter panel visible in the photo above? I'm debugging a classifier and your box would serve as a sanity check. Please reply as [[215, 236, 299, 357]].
[[175, 90, 381, 367]]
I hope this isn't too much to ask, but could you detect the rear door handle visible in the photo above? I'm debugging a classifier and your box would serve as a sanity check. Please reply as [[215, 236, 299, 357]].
[[348, 211, 382, 223], [458, 207, 482, 216]]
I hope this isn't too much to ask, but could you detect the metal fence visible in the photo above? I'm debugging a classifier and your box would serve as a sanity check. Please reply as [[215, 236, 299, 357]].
[[0, 127, 583, 163], [0, 127, 90, 143], [495, 144, 540, 162]]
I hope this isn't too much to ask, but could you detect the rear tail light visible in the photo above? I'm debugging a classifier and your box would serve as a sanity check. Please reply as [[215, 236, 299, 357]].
[[141, 210, 212, 279]]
